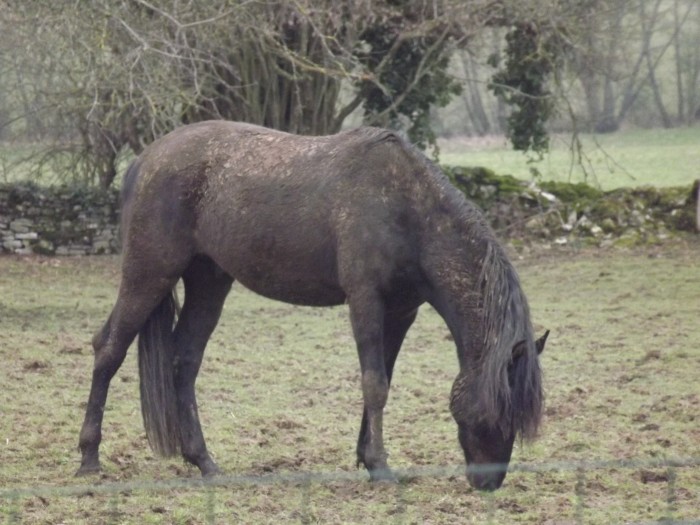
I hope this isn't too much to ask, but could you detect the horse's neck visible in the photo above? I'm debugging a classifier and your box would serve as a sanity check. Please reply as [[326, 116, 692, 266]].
[[421, 229, 489, 367]]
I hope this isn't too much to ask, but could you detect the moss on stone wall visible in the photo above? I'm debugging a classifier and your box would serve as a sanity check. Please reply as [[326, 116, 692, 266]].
[[443, 166, 698, 246]]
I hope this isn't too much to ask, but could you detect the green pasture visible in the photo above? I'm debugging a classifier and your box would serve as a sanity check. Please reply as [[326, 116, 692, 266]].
[[439, 126, 700, 190], [1, 241, 699, 524]]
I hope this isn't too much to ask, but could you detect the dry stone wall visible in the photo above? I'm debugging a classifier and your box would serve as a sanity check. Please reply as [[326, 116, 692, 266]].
[[0, 183, 120, 255], [0, 171, 697, 256]]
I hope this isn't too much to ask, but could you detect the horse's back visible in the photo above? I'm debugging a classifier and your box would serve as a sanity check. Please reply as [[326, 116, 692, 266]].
[[122, 121, 414, 305]]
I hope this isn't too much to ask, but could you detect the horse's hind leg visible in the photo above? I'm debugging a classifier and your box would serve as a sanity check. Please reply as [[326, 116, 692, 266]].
[[77, 273, 179, 475], [173, 256, 233, 476]]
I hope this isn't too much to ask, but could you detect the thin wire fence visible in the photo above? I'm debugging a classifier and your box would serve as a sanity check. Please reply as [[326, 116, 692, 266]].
[[2, 457, 699, 524]]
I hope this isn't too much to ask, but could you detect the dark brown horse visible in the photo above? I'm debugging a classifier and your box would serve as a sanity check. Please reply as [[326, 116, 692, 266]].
[[76, 121, 547, 491]]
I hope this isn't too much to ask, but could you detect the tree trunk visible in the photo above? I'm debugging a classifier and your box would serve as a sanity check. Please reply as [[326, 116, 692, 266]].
[[460, 52, 491, 135], [673, 0, 686, 123], [592, 2, 626, 133], [616, 0, 663, 126], [645, 46, 672, 128]]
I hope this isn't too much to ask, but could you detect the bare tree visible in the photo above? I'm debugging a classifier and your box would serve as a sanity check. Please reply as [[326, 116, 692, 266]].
[[11, 0, 693, 187], [5, 0, 504, 187], [672, 0, 700, 124], [566, 0, 698, 132]]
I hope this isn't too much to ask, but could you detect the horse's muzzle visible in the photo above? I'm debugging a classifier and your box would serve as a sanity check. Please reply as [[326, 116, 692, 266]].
[[467, 470, 506, 491]]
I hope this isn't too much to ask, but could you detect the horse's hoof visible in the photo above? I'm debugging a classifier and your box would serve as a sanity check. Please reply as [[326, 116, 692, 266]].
[[200, 460, 223, 478], [75, 462, 101, 477], [369, 467, 398, 484]]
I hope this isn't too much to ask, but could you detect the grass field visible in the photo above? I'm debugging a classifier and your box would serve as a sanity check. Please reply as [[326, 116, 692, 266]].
[[1, 240, 699, 524], [439, 126, 700, 190]]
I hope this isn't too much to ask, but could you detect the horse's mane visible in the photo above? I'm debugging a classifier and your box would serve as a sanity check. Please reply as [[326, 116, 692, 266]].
[[477, 242, 543, 440], [391, 136, 543, 440]]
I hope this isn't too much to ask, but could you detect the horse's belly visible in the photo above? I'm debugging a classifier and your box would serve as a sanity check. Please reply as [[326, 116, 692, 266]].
[[236, 273, 346, 306], [203, 234, 345, 306]]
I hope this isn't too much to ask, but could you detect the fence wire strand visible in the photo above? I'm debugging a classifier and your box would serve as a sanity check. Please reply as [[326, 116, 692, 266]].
[[2, 457, 699, 524]]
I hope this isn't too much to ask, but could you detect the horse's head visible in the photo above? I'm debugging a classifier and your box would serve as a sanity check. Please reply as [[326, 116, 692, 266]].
[[450, 330, 549, 491]]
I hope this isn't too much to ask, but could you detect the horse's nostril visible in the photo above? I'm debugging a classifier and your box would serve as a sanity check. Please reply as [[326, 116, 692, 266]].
[[468, 472, 503, 492]]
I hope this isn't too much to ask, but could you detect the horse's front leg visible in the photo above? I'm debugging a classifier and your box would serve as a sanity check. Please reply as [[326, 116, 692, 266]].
[[356, 308, 418, 478], [347, 290, 394, 481]]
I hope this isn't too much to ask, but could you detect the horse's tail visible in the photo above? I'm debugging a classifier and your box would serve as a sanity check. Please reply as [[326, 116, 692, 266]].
[[118, 159, 141, 244], [121, 157, 181, 456], [138, 289, 181, 457]]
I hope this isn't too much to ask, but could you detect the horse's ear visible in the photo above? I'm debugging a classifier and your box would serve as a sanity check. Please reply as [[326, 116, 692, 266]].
[[535, 330, 550, 355], [512, 330, 550, 361], [512, 340, 527, 361]]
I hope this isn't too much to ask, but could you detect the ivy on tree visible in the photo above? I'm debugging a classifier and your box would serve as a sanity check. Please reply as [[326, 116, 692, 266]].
[[489, 22, 561, 157], [357, 17, 462, 151]]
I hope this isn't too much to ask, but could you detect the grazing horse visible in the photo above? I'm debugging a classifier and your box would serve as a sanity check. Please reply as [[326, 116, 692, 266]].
[[76, 121, 547, 491]]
